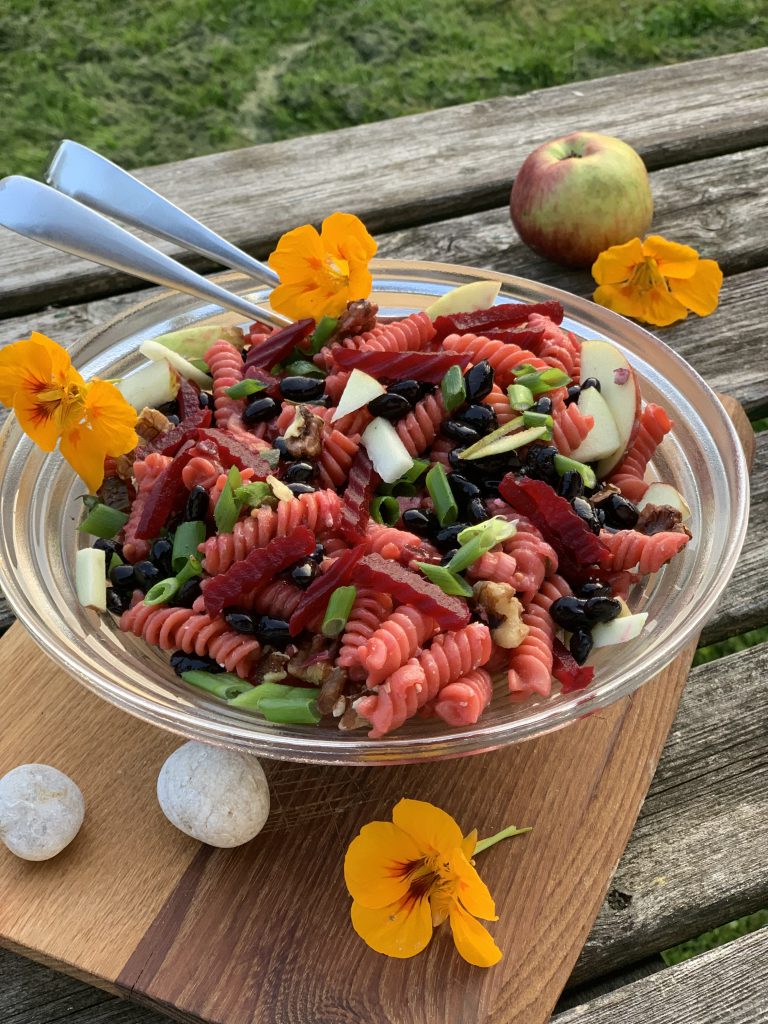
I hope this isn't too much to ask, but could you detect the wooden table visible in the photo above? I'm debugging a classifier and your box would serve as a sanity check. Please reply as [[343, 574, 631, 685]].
[[0, 47, 766, 1024]]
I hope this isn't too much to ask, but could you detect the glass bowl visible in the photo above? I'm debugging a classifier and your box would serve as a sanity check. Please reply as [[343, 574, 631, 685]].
[[0, 260, 749, 764]]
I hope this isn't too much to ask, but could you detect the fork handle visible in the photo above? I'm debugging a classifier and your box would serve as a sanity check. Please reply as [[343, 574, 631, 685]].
[[46, 141, 280, 289], [0, 177, 288, 326]]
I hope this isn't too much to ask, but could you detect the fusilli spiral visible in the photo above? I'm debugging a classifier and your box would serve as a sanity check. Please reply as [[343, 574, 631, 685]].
[[357, 604, 437, 686], [526, 313, 581, 379], [442, 333, 548, 389], [428, 668, 493, 726], [122, 453, 172, 563], [551, 396, 594, 456], [609, 404, 672, 501], [337, 588, 394, 679], [600, 529, 690, 573], [396, 391, 448, 457], [205, 339, 245, 430], [507, 575, 571, 698]]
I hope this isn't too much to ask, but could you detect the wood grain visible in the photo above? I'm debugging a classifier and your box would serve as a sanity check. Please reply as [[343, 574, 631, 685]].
[[558, 927, 768, 1023], [0, 48, 766, 315]]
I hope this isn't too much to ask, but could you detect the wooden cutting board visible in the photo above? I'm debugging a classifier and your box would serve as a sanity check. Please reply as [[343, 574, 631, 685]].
[[0, 396, 753, 1024]]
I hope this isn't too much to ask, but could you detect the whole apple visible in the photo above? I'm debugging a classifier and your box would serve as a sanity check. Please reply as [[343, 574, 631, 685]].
[[509, 131, 653, 268]]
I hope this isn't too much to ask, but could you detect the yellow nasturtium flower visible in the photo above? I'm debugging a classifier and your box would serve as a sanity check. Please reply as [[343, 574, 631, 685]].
[[0, 332, 138, 493], [592, 235, 722, 328], [268, 212, 377, 321], [344, 798, 529, 968]]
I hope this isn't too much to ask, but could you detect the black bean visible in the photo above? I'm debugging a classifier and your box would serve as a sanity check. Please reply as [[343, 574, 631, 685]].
[[310, 543, 325, 563], [157, 399, 179, 418], [572, 496, 602, 534], [94, 538, 123, 575], [287, 482, 316, 496], [558, 470, 584, 501], [565, 385, 581, 406], [576, 580, 613, 599], [569, 629, 594, 665], [417, 381, 437, 399], [457, 404, 497, 435], [198, 391, 212, 409], [449, 446, 521, 478], [482, 478, 503, 498], [525, 445, 559, 485], [109, 563, 137, 592], [285, 461, 315, 484], [106, 588, 128, 615], [224, 610, 259, 634], [184, 485, 209, 523], [532, 396, 553, 415], [166, 414, 180, 426], [440, 420, 480, 445], [448, 474, 481, 506], [171, 651, 225, 676], [584, 595, 623, 624], [243, 396, 281, 424], [597, 493, 639, 530], [289, 560, 319, 588], [133, 560, 161, 591], [175, 578, 203, 608], [254, 616, 291, 646], [467, 496, 489, 523], [440, 548, 460, 567], [273, 437, 289, 459], [279, 376, 326, 403], [433, 523, 470, 550], [464, 360, 494, 403], [387, 380, 421, 406], [150, 538, 174, 577], [402, 508, 438, 536], [581, 377, 601, 392], [549, 596, 590, 632], [367, 392, 413, 421]]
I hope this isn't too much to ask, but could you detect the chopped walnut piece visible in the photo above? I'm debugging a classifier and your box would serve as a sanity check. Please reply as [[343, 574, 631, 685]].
[[590, 483, 621, 504], [338, 705, 367, 731], [328, 299, 379, 343], [635, 503, 691, 537], [136, 406, 173, 442], [317, 666, 348, 715], [252, 650, 290, 685], [287, 635, 337, 685], [114, 453, 136, 481], [473, 580, 529, 649], [282, 405, 324, 459]]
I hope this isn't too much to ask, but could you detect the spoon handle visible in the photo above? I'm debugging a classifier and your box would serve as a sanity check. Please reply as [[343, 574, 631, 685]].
[[46, 141, 280, 289], [0, 177, 288, 326]]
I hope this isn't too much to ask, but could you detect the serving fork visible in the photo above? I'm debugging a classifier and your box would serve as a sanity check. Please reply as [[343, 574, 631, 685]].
[[0, 140, 290, 326]]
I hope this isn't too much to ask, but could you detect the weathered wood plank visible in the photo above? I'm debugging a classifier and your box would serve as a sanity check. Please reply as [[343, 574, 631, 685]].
[[559, 927, 768, 1023], [574, 640, 768, 983], [1, 49, 767, 315]]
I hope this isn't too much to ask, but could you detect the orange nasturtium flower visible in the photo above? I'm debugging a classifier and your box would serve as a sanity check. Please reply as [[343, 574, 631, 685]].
[[0, 333, 138, 493], [344, 799, 530, 967], [592, 235, 722, 328], [268, 212, 377, 321]]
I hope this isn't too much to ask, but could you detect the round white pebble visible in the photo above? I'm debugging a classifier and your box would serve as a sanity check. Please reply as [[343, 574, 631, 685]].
[[0, 764, 85, 861], [157, 741, 270, 847]]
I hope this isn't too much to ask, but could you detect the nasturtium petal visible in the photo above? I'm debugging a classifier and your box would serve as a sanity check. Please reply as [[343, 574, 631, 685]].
[[642, 235, 700, 278], [344, 820, 424, 908], [450, 849, 498, 921], [668, 259, 723, 317], [60, 423, 109, 494], [321, 212, 377, 263], [591, 237, 643, 285], [392, 798, 464, 856], [449, 902, 503, 967], [82, 379, 139, 456], [351, 894, 433, 959], [12, 386, 64, 452]]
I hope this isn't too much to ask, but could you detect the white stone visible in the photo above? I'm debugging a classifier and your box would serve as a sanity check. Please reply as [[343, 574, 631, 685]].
[[157, 741, 270, 847], [0, 764, 85, 861]]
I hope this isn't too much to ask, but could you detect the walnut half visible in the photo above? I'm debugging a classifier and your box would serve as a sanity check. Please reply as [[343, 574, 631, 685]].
[[473, 581, 529, 649]]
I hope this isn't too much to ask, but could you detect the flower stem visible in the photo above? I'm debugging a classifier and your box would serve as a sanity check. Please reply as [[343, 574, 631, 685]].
[[474, 825, 531, 856]]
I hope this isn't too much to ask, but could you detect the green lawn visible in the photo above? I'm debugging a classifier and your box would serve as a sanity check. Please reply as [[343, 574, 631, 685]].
[[1, 0, 767, 178]]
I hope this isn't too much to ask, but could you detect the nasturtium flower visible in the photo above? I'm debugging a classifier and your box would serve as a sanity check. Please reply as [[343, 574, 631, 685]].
[[344, 798, 529, 967], [0, 333, 138, 493], [268, 212, 377, 321], [591, 235, 722, 327]]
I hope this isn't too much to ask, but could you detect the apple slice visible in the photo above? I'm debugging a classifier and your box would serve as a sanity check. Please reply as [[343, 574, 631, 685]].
[[361, 418, 414, 483], [151, 324, 244, 359], [579, 340, 641, 477], [140, 339, 212, 388], [568, 387, 621, 463], [425, 280, 501, 320], [117, 359, 179, 411], [637, 483, 691, 522], [331, 369, 385, 422], [591, 611, 648, 649]]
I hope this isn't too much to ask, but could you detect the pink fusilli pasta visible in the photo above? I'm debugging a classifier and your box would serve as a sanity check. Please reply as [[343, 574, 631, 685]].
[[483, 384, 515, 425], [337, 588, 394, 679], [442, 333, 547, 389], [357, 604, 437, 686], [428, 668, 493, 727], [600, 529, 690, 573], [551, 396, 594, 456], [364, 522, 440, 565], [318, 428, 360, 489], [507, 575, 571, 698], [526, 313, 581, 379], [122, 453, 172, 563], [396, 391, 448, 457], [608, 404, 673, 502], [205, 339, 246, 430]]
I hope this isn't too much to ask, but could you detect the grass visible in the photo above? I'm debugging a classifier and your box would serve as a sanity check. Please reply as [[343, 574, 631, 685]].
[[2, 0, 767, 974], [663, 910, 768, 965], [1, 0, 768, 178]]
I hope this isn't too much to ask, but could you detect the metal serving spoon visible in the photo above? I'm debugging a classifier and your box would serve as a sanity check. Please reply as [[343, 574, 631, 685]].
[[0, 176, 289, 326]]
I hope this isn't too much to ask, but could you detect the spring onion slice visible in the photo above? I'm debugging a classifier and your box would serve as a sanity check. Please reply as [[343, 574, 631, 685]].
[[79, 503, 129, 539], [426, 463, 458, 526], [458, 416, 525, 459], [553, 454, 597, 489], [457, 516, 517, 546], [414, 562, 474, 598], [447, 518, 518, 573], [440, 365, 467, 412], [188, 358, 210, 375], [181, 670, 254, 700], [229, 682, 321, 724], [172, 521, 206, 572], [507, 384, 534, 411], [308, 316, 338, 354], [322, 585, 358, 638], [175, 555, 203, 586], [234, 482, 275, 508], [283, 359, 326, 379], [371, 495, 401, 526], [108, 551, 124, 575], [522, 410, 554, 430], [214, 466, 243, 533], [76, 547, 107, 611], [512, 366, 570, 395], [143, 577, 180, 606], [225, 379, 266, 399]]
